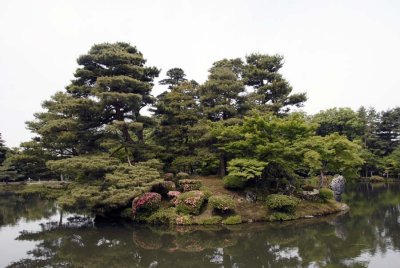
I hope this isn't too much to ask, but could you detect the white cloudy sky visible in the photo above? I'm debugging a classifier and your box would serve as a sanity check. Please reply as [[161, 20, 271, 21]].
[[0, 0, 399, 147]]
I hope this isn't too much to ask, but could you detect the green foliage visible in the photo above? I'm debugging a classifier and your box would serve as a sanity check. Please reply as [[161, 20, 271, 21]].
[[299, 133, 364, 178], [226, 158, 268, 181], [319, 188, 334, 202], [176, 190, 206, 215], [57, 161, 162, 213], [199, 186, 213, 199], [146, 207, 178, 225], [222, 215, 242, 225], [383, 147, 400, 178], [223, 175, 245, 189], [176, 172, 189, 180], [266, 194, 300, 213], [208, 195, 235, 212], [196, 216, 223, 225], [312, 108, 365, 140], [47, 154, 120, 181]]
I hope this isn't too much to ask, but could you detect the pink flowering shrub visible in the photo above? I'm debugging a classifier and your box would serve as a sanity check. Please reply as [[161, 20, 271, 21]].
[[178, 179, 202, 192], [167, 191, 181, 206], [176, 190, 206, 215], [132, 192, 162, 215]]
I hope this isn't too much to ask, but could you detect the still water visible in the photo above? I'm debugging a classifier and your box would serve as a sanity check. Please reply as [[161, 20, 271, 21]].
[[1, 183, 400, 267]]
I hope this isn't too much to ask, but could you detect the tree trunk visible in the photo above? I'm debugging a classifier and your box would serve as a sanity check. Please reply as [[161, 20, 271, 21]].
[[319, 171, 325, 189], [219, 153, 226, 177]]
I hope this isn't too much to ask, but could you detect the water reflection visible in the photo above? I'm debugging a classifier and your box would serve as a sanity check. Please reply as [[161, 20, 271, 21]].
[[2, 183, 400, 267]]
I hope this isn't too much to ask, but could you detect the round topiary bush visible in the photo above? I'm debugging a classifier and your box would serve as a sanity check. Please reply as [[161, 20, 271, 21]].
[[178, 179, 202, 192], [266, 194, 300, 213], [208, 195, 235, 212], [176, 172, 189, 180], [176, 190, 206, 215], [370, 176, 385, 183], [319, 188, 334, 202], [132, 192, 162, 215], [223, 175, 245, 189]]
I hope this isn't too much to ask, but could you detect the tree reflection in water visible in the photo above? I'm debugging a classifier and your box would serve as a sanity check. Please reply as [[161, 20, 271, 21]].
[[4, 183, 400, 267]]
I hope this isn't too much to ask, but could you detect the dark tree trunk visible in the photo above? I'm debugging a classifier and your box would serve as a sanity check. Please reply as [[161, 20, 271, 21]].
[[219, 153, 226, 177]]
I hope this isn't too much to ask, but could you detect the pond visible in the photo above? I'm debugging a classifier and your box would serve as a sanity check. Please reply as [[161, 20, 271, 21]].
[[1, 183, 400, 267]]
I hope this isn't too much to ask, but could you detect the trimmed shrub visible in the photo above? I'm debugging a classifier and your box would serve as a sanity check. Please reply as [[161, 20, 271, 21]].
[[370, 176, 385, 183], [266, 194, 300, 213], [199, 186, 213, 199], [223, 215, 242, 225], [132, 192, 162, 215], [147, 207, 178, 225], [164, 173, 175, 181], [167, 191, 181, 206], [175, 215, 193, 225], [176, 190, 206, 215], [196, 216, 223, 225], [209, 195, 235, 212], [319, 188, 334, 202], [301, 184, 315, 191], [223, 175, 245, 189], [176, 172, 189, 180], [178, 179, 202, 192]]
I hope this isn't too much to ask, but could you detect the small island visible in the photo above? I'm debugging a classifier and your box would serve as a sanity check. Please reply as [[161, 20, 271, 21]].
[[0, 42, 399, 226]]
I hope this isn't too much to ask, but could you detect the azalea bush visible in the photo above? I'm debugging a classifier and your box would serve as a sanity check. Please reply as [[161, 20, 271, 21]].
[[178, 179, 202, 192], [132, 192, 162, 215], [176, 190, 206, 215]]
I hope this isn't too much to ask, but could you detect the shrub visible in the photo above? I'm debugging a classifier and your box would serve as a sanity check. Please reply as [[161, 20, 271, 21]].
[[370, 176, 385, 183], [164, 173, 175, 181], [301, 184, 315, 191], [175, 215, 193, 225], [176, 190, 206, 215], [176, 172, 189, 180], [319, 188, 334, 202], [132, 192, 162, 215], [199, 186, 213, 199], [226, 158, 268, 181], [266, 194, 300, 213], [209, 195, 235, 212], [147, 207, 178, 225], [178, 179, 202, 192], [223, 215, 242, 225], [196, 216, 223, 225], [223, 175, 245, 189], [167, 190, 181, 206]]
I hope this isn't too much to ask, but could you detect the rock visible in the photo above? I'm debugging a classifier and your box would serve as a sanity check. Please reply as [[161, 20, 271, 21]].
[[245, 191, 257, 202], [330, 175, 346, 202], [300, 189, 320, 201], [304, 215, 314, 219]]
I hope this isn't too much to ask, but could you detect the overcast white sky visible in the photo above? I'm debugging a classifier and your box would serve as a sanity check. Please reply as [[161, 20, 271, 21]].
[[0, 0, 399, 147]]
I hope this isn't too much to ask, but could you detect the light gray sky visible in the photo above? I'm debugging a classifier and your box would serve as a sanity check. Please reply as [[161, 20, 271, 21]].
[[0, 0, 399, 147]]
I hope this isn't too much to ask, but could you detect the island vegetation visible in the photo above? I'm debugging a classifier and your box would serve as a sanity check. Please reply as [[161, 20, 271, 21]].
[[1, 42, 399, 225]]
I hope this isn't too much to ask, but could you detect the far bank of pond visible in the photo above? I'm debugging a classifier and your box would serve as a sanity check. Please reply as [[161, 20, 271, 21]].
[[1, 183, 400, 267], [1, 177, 347, 225]]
